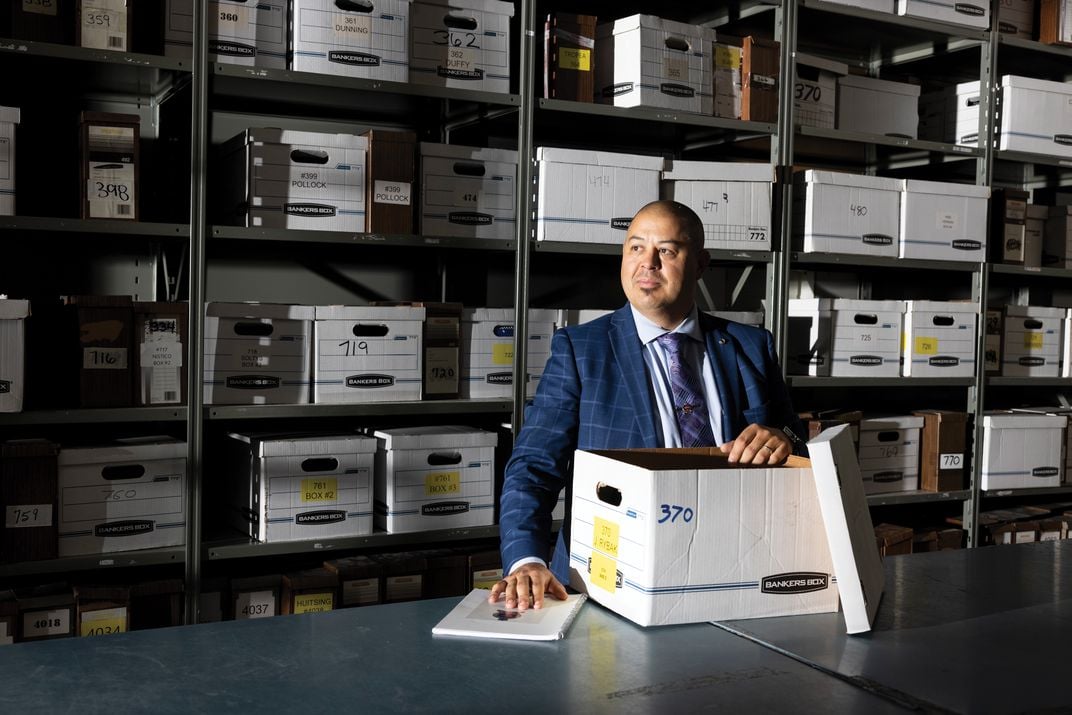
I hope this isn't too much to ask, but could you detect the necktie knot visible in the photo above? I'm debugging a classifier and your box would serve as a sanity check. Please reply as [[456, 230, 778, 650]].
[[655, 332, 715, 447], [656, 331, 689, 356]]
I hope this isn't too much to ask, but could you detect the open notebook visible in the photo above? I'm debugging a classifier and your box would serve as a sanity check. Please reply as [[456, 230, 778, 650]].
[[432, 588, 587, 641]]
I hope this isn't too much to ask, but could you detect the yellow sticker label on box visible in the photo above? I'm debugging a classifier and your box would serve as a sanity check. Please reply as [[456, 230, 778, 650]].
[[592, 517, 620, 557], [590, 552, 618, 593], [293, 592, 334, 614], [1025, 332, 1044, 349], [914, 336, 938, 355], [80, 607, 127, 637], [301, 478, 338, 503], [715, 45, 741, 69], [492, 343, 514, 365], [425, 471, 460, 497], [559, 47, 591, 71]]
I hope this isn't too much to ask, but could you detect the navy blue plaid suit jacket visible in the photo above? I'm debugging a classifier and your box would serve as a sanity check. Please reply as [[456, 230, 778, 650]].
[[498, 303, 805, 584]]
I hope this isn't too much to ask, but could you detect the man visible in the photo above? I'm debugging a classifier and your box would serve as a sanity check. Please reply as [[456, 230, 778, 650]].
[[491, 200, 805, 610]]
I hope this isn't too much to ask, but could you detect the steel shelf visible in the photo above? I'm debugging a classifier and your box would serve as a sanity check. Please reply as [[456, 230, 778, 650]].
[[987, 377, 1072, 387], [0, 216, 190, 238], [0, 407, 188, 426], [994, 149, 1072, 168], [0, 547, 185, 578], [206, 525, 501, 560], [867, 489, 972, 507], [982, 485, 1072, 498], [537, 98, 776, 134], [790, 251, 981, 271], [787, 376, 975, 388], [534, 241, 774, 263], [998, 36, 1072, 58], [798, 0, 989, 41], [0, 36, 189, 71], [211, 226, 515, 251], [989, 263, 1072, 279], [797, 125, 983, 157], [206, 399, 513, 421]]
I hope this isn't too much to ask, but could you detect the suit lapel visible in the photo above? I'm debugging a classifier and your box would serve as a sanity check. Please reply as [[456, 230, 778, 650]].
[[702, 314, 742, 444], [610, 306, 660, 446]]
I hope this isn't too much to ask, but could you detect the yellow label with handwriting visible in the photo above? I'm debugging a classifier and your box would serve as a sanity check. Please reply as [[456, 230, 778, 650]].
[[559, 47, 590, 71], [425, 471, 460, 497], [492, 343, 513, 365], [294, 592, 334, 614], [914, 336, 938, 355], [80, 608, 127, 637], [301, 477, 338, 503], [590, 552, 618, 593], [592, 517, 620, 558], [714, 45, 741, 69], [1025, 332, 1044, 350]]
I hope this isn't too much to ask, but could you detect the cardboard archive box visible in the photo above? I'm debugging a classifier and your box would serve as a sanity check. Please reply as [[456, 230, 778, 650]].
[[1044, 206, 1072, 269], [739, 36, 780, 122], [459, 308, 556, 399], [985, 308, 1003, 374], [595, 14, 716, 114], [794, 54, 847, 129], [712, 35, 744, 120], [372, 301, 462, 400], [998, 0, 1036, 37], [133, 301, 187, 406], [1, 439, 60, 563], [202, 302, 314, 405], [661, 160, 774, 251], [899, 180, 989, 262], [282, 569, 337, 615], [796, 170, 902, 257], [836, 75, 920, 139], [419, 142, 517, 240], [362, 129, 416, 234], [373, 425, 497, 533], [80, 112, 139, 220], [980, 413, 1065, 490], [408, 0, 514, 92], [1041, 0, 1072, 44], [544, 12, 597, 102], [75, 584, 130, 637], [77, 0, 129, 51], [0, 106, 19, 216], [221, 432, 377, 543], [312, 305, 424, 403], [130, 579, 183, 630], [569, 423, 884, 633], [874, 523, 913, 556], [11, 0, 75, 44], [291, 0, 411, 80], [1001, 304, 1064, 377], [897, 0, 989, 27], [65, 295, 134, 408], [56, 438, 187, 556], [902, 300, 978, 377], [535, 147, 663, 245], [787, 298, 905, 377], [1010, 407, 1072, 483], [0, 590, 15, 645], [324, 555, 384, 607], [231, 575, 281, 620], [219, 128, 368, 232], [991, 188, 1030, 265], [165, 0, 287, 68], [913, 410, 969, 492], [0, 298, 29, 412], [18, 586, 76, 642], [1021, 204, 1048, 268], [857, 415, 923, 494]]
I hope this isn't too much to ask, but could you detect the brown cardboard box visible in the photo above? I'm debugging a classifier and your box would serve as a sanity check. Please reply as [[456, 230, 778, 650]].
[[544, 13, 597, 102], [713, 35, 743, 119], [11, 0, 75, 44], [0, 589, 17, 645], [741, 36, 779, 123], [17, 584, 75, 642], [361, 129, 416, 234], [874, 523, 913, 556], [65, 294, 134, 408], [76, 0, 130, 51], [75, 584, 130, 637], [424, 549, 470, 598], [371, 551, 428, 603], [132, 301, 187, 406], [468, 548, 503, 589], [991, 188, 1029, 265], [373, 301, 462, 399], [985, 308, 1003, 375], [281, 569, 337, 615], [324, 555, 384, 608], [1038, 517, 1068, 540], [1, 439, 59, 563], [936, 528, 964, 549], [913, 410, 969, 492], [130, 579, 183, 629], [80, 111, 140, 221], [1041, 0, 1072, 45], [230, 575, 282, 620], [912, 529, 938, 553]]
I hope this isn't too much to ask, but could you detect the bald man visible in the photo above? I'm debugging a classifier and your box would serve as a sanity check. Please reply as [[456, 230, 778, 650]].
[[492, 200, 806, 610]]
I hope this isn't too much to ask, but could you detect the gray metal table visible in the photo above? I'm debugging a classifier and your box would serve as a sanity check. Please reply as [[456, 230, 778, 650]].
[[0, 594, 907, 713], [720, 540, 1072, 715]]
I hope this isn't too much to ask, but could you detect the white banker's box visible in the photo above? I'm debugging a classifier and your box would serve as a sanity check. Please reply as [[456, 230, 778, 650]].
[[460, 308, 556, 399], [902, 300, 978, 377], [788, 298, 904, 377], [899, 180, 989, 261], [1065, 308, 1072, 378], [794, 54, 847, 129], [221, 128, 368, 232], [1002, 304, 1065, 377], [797, 170, 901, 258], [857, 416, 923, 494], [897, 0, 989, 28], [595, 14, 716, 114], [953, 76, 1072, 157], [0, 298, 29, 413], [420, 143, 517, 240], [165, 0, 287, 68], [569, 424, 884, 632], [0, 106, 18, 216], [374, 426, 496, 533], [836, 75, 920, 139], [203, 302, 314, 405], [535, 147, 663, 245], [57, 439, 187, 557], [313, 305, 424, 403], [661, 160, 774, 251], [409, 0, 514, 92], [291, 0, 411, 80], [981, 413, 1065, 490], [223, 433, 377, 543]]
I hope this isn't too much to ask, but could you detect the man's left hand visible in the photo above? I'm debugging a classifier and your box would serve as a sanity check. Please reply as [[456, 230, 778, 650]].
[[720, 424, 792, 464]]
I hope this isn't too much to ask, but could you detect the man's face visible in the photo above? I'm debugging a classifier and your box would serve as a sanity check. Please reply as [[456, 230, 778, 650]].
[[620, 207, 709, 327]]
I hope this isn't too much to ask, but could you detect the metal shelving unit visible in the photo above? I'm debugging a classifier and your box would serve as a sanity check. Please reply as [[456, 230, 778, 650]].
[[211, 226, 516, 251], [206, 526, 502, 561], [205, 400, 513, 421], [867, 489, 972, 507], [788, 377, 975, 388], [0, 548, 185, 579], [0, 407, 187, 426]]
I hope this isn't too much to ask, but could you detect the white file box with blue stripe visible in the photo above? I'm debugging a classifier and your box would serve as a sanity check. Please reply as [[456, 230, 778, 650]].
[[291, 0, 411, 80], [569, 425, 883, 632], [165, 0, 288, 68], [798, 170, 901, 258], [408, 0, 514, 92]]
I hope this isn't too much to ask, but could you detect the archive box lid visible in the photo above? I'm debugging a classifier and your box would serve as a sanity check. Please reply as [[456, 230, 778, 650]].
[[313, 305, 426, 321], [806, 423, 885, 634], [838, 74, 921, 97], [228, 432, 379, 457], [662, 159, 775, 183], [0, 298, 30, 319], [206, 302, 315, 320], [536, 146, 664, 171], [374, 425, 498, 450]]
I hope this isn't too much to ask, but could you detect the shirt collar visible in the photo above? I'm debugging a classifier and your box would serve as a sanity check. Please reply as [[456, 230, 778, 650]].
[[630, 305, 703, 346]]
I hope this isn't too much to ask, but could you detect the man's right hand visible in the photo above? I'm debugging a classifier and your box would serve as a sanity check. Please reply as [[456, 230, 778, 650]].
[[488, 563, 568, 611]]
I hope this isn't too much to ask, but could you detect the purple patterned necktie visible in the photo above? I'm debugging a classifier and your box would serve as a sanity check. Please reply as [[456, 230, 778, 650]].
[[657, 332, 716, 447]]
